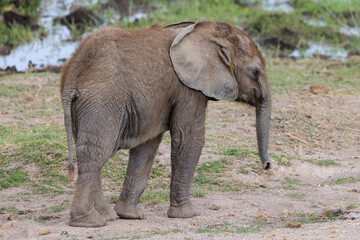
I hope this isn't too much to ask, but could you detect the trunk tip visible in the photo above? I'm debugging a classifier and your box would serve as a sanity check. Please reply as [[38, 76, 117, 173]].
[[262, 161, 271, 170]]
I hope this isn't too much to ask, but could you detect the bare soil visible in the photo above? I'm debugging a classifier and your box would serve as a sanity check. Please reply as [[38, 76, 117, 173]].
[[0, 74, 360, 240]]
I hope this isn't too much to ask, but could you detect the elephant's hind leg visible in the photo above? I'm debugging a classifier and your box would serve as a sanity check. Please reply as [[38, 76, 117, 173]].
[[69, 147, 106, 227], [94, 174, 118, 221], [114, 134, 163, 219], [69, 116, 120, 227]]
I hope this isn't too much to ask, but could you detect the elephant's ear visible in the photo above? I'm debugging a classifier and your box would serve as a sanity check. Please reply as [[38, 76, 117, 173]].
[[170, 20, 239, 100]]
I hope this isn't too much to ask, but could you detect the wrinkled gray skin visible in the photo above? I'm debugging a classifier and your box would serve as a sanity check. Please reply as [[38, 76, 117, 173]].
[[61, 20, 271, 227]]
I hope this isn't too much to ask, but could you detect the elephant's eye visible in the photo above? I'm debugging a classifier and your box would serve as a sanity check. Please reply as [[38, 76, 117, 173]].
[[252, 68, 261, 80]]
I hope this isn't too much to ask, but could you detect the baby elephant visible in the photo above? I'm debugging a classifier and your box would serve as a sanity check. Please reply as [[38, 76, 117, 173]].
[[61, 20, 271, 227]]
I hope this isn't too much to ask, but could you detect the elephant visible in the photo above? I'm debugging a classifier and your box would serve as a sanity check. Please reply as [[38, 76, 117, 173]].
[[60, 19, 271, 227]]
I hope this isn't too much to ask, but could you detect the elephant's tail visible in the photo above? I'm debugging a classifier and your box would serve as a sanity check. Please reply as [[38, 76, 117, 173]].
[[62, 88, 76, 181]]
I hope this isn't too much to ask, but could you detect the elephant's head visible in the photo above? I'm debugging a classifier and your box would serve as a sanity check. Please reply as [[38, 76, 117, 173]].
[[168, 20, 271, 169]]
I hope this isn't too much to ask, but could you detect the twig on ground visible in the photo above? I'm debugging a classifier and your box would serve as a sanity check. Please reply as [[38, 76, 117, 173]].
[[285, 132, 309, 145]]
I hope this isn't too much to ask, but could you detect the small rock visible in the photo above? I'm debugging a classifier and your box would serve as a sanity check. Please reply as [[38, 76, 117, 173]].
[[7, 214, 17, 221], [0, 46, 11, 56], [343, 212, 360, 220], [209, 204, 221, 210], [348, 49, 360, 57], [286, 221, 301, 228], [61, 231, 69, 236]]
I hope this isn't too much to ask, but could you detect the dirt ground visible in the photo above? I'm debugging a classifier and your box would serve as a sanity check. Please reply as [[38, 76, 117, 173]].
[[0, 70, 360, 239]]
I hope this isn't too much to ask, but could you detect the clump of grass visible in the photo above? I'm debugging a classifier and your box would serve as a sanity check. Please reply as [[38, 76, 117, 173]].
[[0, 167, 29, 189], [282, 177, 303, 190], [238, 167, 249, 174], [49, 201, 70, 213], [0, 206, 20, 213], [140, 190, 169, 205], [286, 208, 344, 225], [304, 159, 340, 167], [236, 221, 265, 234], [192, 188, 207, 198], [221, 148, 257, 159], [287, 192, 307, 199], [326, 177, 360, 186], [345, 204, 359, 211], [102, 154, 128, 183], [0, 24, 34, 48], [269, 153, 292, 166], [197, 222, 233, 234], [194, 158, 250, 192], [197, 221, 265, 234]]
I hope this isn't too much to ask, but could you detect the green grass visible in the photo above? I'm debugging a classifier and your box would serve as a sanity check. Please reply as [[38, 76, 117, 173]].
[[194, 158, 251, 192], [238, 167, 249, 174], [139, 189, 169, 206], [197, 222, 232, 234], [345, 204, 359, 211], [287, 209, 344, 225], [49, 201, 70, 213], [0, 125, 72, 195], [220, 147, 292, 168], [0, 167, 29, 189], [287, 192, 307, 199], [0, 206, 20, 213], [0, 84, 27, 97], [267, 57, 360, 95], [221, 148, 257, 159], [282, 177, 304, 190], [304, 159, 340, 167], [269, 153, 292, 166], [326, 177, 360, 186], [0, 24, 34, 48], [197, 221, 265, 234]]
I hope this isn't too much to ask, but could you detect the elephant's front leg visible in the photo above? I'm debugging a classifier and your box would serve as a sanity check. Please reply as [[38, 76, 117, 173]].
[[168, 113, 206, 218], [114, 134, 163, 219]]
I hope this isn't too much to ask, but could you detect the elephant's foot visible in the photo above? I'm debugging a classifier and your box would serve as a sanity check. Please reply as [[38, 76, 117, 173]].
[[114, 200, 144, 219], [167, 202, 200, 218], [69, 207, 106, 227], [97, 203, 118, 221]]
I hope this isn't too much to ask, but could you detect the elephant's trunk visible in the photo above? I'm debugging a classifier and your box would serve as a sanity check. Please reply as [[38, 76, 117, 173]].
[[256, 97, 271, 170]]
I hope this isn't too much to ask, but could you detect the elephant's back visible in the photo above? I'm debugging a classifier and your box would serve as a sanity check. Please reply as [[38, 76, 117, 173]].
[[66, 27, 178, 94]]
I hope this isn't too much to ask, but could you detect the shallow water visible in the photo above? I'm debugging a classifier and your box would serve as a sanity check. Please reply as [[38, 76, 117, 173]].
[[0, 0, 79, 71], [260, 0, 293, 13], [290, 41, 348, 59]]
